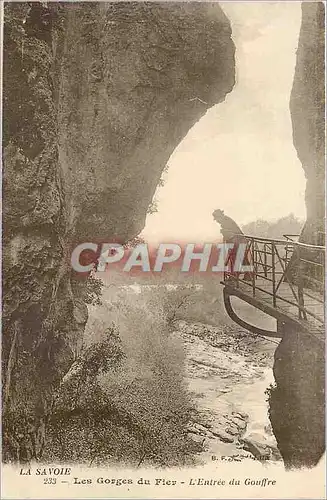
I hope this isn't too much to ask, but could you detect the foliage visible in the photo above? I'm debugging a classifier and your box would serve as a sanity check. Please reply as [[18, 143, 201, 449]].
[[157, 164, 170, 187], [146, 284, 197, 329], [146, 163, 170, 214], [123, 235, 146, 249], [147, 199, 158, 215], [265, 382, 277, 403], [84, 274, 103, 305], [242, 213, 304, 240], [45, 285, 197, 467]]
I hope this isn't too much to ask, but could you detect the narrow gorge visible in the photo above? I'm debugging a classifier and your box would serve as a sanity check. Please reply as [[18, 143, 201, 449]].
[[2, 1, 325, 470]]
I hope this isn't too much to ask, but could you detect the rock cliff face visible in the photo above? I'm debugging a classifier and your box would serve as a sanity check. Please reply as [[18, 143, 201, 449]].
[[270, 326, 325, 469], [290, 2, 325, 245], [3, 2, 235, 441], [269, 2, 325, 470]]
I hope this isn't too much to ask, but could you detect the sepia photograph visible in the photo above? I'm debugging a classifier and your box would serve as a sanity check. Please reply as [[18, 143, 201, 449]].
[[1, 0, 326, 498]]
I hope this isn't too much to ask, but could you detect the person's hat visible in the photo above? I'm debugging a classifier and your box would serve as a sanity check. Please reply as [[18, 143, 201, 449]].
[[212, 209, 224, 217]]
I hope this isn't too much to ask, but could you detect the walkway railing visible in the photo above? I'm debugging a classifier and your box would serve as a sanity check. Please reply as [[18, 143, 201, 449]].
[[223, 235, 325, 326]]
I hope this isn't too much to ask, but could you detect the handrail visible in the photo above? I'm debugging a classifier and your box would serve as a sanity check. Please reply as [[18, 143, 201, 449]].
[[222, 233, 325, 331], [240, 234, 325, 251], [283, 234, 300, 242]]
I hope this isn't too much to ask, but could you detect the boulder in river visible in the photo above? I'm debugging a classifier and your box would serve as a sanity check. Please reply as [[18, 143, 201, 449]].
[[241, 433, 271, 460], [210, 426, 235, 444]]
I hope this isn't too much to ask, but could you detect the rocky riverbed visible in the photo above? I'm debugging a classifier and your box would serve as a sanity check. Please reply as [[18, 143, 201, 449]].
[[172, 320, 283, 466]]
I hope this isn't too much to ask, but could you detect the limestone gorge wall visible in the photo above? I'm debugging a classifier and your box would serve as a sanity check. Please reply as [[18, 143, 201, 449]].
[[269, 2, 325, 470], [290, 2, 325, 245], [3, 1, 235, 447]]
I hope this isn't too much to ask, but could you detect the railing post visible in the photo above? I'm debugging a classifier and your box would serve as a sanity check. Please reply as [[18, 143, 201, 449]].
[[272, 243, 276, 307], [236, 250, 240, 288], [223, 239, 228, 283], [296, 245, 307, 320], [252, 239, 255, 297]]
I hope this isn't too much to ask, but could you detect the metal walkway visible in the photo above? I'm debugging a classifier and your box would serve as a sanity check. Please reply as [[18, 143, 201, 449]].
[[221, 234, 325, 340]]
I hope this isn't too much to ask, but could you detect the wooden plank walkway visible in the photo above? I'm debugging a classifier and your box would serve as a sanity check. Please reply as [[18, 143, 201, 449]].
[[223, 276, 325, 340], [221, 234, 325, 341]]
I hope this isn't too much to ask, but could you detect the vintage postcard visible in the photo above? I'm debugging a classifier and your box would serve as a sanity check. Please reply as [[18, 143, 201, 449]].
[[1, 0, 326, 499]]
